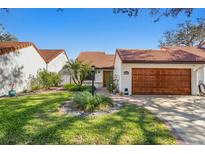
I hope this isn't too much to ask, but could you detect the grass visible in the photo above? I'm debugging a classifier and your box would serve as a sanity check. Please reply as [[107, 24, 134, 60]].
[[0, 92, 176, 145]]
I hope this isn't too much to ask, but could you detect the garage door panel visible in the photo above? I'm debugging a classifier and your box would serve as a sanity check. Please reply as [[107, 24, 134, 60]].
[[133, 88, 190, 95], [133, 81, 191, 88], [133, 82, 190, 89], [134, 75, 191, 81], [132, 68, 191, 95]]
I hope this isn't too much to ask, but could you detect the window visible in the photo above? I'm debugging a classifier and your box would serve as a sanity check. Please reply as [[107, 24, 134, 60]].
[[123, 71, 129, 75]]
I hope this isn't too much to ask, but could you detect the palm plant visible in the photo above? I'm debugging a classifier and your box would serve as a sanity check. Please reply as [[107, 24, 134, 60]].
[[63, 59, 91, 86]]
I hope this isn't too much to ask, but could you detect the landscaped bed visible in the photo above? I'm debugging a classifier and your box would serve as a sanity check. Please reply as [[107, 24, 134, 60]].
[[0, 91, 176, 144]]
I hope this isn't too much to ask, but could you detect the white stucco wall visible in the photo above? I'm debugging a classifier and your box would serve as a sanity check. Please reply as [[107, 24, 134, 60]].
[[114, 53, 204, 95], [203, 64, 205, 83], [47, 52, 68, 72], [194, 64, 205, 94], [47, 52, 70, 85], [94, 69, 103, 87], [113, 54, 122, 91], [61, 75, 71, 85], [0, 46, 46, 96]]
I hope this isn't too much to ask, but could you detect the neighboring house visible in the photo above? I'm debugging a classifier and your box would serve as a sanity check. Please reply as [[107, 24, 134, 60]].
[[114, 46, 205, 95], [77, 52, 115, 88], [38, 49, 70, 84], [0, 42, 69, 96], [38, 49, 68, 72], [0, 42, 45, 96]]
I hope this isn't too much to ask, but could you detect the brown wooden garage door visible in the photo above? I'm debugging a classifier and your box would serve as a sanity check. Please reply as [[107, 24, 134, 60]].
[[132, 68, 191, 95]]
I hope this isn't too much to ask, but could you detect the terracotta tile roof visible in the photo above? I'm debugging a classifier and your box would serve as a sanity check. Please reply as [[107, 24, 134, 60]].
[[116, 48, 205, 63], [38, 49, 66, 63], [0, 42, 68, 64], [77, 52, 115, 68], [0, 42, 35, 56], [162, 46, 205, 59]]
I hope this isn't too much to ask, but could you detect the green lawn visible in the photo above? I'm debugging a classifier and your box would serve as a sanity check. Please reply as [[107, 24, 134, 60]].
[[0, 92, 176, 144]]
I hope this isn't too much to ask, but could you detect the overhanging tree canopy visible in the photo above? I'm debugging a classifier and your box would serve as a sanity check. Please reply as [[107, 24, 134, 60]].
[[113, 8, 197, 22], [0, 24, 18, 42], [159, 19, 205, 47]]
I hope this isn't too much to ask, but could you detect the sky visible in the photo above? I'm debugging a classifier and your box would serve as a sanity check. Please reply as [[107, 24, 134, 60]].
[[0, 8, 204, 59]]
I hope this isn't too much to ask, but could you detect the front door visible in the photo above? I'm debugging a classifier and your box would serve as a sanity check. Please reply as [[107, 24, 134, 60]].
[[103, 71, 113, 87]]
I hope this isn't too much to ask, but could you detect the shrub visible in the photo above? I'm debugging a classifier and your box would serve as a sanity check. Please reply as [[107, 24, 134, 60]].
[[30, 69, 61, 90], [83, 85, 96, 93], [73, 91, 113, 112], [50, 72, 61, 87], [64, 84, 82, 91], [73, 91, 95, 112], [107, 76, 118, 94], [64, 84, 95, 93], [37, 69, 61, 89], [30, 76, 41, 91]]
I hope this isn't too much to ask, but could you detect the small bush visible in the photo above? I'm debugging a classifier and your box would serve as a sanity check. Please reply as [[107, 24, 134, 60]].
[[37, 69, 61, 89], [73, 91, 113, 112], [30, 69, 61, 91], [50, 72, 61, 87], [64, 84, 82, 91], [83, 85, 96, 93], [73, 91, 95, 112], [64, 84, 95, 93], [107, 76, 118, 94], [30, 76, 41, 91]]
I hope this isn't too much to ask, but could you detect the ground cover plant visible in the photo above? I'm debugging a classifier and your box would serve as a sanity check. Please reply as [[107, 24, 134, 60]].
[[73, 91, 113, 112], [63, 83, 93, 92]]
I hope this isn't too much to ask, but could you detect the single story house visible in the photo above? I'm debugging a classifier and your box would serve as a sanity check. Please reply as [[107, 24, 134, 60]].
[[0, 42, 69, 96], [77, 52, 115, 88], [114, 45, 205, 95]]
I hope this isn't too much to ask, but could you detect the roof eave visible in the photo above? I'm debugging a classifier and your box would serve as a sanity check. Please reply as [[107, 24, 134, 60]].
[[0, 42, 34, 56], [121, 60, 205, 64], [39, 49, 68, 64], [95, 66, 114, 69]]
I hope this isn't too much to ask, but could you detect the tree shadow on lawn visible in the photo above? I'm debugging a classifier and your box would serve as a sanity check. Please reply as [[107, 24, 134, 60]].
[[86, 105, 176, 145], [0, 93, 176, 145], [0, 92, 72, 144], [29, 105, 175, 145]]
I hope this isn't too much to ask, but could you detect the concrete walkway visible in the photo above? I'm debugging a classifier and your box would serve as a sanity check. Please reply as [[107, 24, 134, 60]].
[[96, 87, 110, 95], [111, 95, 205, 144]]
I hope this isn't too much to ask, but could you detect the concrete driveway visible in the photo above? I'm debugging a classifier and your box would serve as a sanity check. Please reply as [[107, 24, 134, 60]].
[[111, 95, 205, 144]]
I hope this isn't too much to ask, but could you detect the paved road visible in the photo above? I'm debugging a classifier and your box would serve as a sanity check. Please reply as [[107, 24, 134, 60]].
[[111, 95, 205, 144]]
